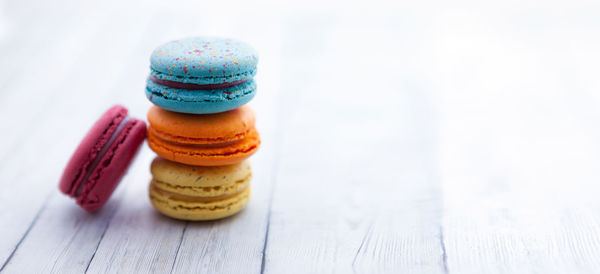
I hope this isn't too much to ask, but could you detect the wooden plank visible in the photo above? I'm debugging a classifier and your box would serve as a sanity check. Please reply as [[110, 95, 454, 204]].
[[0, 6, 155, 270], [82, 149, 188, 274], [0, 1, 104, 161], [0, 7, 109, 268], [0, 185, 125, 273], [0, 0, 88, 88], [261, 15, 445, 273], [81, 16, 188, 272], [433, 12, 600, 273], [3, 2, 600, 272]]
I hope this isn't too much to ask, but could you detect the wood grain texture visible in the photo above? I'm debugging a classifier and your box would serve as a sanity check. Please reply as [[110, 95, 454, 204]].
[[1, 0, 600, 273], [0, 2, 115, 267], [261, 14, 446, 274], [431, 9, 600, 274]]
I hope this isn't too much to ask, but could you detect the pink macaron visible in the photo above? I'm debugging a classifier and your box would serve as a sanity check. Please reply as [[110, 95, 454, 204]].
[[59, 105, 146, 211]]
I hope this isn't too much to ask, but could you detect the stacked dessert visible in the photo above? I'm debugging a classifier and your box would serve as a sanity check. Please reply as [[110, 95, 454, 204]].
[[144, 37, 260, 220]]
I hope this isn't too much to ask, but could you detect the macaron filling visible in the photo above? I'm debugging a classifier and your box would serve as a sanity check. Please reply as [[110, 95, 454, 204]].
[[152, 174, 251, 197], [149, 127, 259, 153], [150, 186, 250, 212], [149, 76, 249, 90], [75, 116, 131, 197], [148, 126, 249, 147], [149, 65, 256, 85], [146, 78, 256, 102], [150, 182, 249, 203]]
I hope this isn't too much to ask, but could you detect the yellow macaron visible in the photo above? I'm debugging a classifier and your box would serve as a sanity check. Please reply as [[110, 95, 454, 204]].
[[149, 157, 251, 221]]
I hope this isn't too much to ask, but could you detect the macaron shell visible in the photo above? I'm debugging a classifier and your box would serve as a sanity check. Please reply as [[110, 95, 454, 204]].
[[147, 105, 256, 143], [78, 119, 147, 211], [59, 105, 128, 197], [147, 128, 260, 166], [150, 185, 251, 221], [150, 37, 258, 85], [150, 157, 252, 187], [145, 78, 256, 114]]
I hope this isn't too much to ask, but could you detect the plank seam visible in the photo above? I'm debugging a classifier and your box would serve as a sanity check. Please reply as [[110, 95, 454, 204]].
[[259, 206, 272, 274], [169, 222, 189, 274], [84, 204, 120, 273], [259, 123, 285, 274], [260, 159, 279, 274], [439, 225, 449, 274], [259, 77, 286, 274], [352, 221, 374, 269], [0, 192, 52, 272]]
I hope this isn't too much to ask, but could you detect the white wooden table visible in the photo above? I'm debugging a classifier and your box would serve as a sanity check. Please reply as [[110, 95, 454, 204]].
[[2, 0, 600, 273]]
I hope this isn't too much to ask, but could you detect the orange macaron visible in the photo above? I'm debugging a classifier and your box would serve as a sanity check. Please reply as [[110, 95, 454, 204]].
[[147, 105, 260, 166]]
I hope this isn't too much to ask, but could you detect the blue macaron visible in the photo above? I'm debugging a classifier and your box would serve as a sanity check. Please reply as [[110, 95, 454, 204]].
[[146, 37, 258, 114]]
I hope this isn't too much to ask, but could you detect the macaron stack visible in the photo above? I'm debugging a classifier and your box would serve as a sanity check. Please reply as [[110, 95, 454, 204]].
[[144, 37, 260, 221]]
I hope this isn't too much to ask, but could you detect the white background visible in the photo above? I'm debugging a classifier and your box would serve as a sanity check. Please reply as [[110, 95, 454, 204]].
[[1, 0, 600, 273]]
